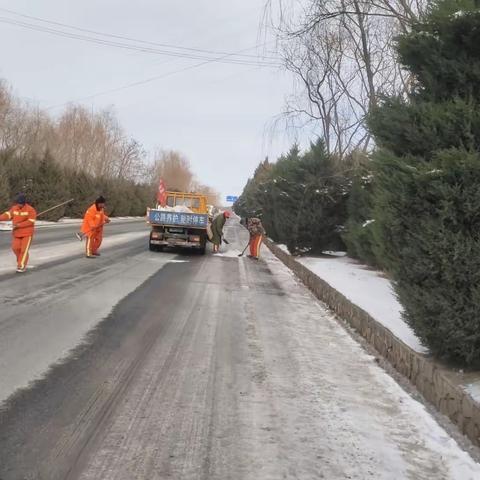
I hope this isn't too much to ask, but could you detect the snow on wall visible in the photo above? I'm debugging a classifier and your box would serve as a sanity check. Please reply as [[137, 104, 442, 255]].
[[297, 255, 427, 354]]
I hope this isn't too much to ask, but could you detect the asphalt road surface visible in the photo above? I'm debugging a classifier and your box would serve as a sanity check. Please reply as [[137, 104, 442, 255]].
[[0, 219, 479, 480]]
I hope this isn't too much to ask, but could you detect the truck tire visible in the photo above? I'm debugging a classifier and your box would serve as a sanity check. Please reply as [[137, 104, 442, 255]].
[[199, 234, 207, 255]]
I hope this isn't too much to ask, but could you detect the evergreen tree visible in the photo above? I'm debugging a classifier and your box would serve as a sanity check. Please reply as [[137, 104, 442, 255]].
[[28, 152, 70, 220], [342, 156, 379, 267], [369, 0, 480, 365], [236, 140, 350, 254]]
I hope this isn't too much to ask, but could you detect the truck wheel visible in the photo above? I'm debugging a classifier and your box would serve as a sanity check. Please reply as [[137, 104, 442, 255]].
[[199, 246, 206, 255], [149, 242, 156, 252]]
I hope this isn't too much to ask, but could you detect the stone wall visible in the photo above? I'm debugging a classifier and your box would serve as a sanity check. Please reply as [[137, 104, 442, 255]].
[[265, 239, 480, 447]]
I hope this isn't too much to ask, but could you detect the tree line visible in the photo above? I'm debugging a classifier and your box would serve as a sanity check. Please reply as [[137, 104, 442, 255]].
[[237, 0, 480, 367], [0, 81, 218, 219]]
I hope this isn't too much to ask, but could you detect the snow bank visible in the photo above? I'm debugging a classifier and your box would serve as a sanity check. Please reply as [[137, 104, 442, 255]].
[[465, 381, 480, 403], [297, 255, 427, 353]]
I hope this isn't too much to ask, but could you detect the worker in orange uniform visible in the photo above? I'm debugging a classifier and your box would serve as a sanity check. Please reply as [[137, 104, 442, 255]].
[[0, 193, 37, 273], [81, 196, 110, 258], [247, 217, 265, 260]]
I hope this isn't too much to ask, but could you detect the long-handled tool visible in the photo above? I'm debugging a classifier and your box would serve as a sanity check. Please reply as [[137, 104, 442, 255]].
[[37, 198, 75, 218], [75, 221, 109, 241], [238, 243, 249, 257]]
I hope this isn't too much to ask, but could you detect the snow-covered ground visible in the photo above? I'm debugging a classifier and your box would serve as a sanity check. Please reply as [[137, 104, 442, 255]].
[[0, 216, 143, 231], [0, 249, 179, 405], [274, 244, 480, 436], [263, 250, 480, 479], [296, 254, 426, 353], [465, 380, 480, 403], [0, 231, 148, 275]]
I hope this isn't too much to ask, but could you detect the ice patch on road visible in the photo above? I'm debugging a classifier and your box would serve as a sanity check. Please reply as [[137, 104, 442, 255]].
[[214, 249, 242, 258]]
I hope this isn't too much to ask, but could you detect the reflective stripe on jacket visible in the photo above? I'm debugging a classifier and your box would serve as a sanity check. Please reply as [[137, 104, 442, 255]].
[[0, 203, 37, 238], [81, 203, 109, 235]]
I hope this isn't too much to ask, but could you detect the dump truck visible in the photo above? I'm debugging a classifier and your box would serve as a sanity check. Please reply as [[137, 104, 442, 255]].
[[147, 191, 209, 254]]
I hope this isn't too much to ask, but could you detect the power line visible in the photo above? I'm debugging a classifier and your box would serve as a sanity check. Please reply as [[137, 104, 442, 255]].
[[0, 6, 274, 61], [0, 9, 279, 66], [0, 16, 279, 67], [45, 41, 277, 111]]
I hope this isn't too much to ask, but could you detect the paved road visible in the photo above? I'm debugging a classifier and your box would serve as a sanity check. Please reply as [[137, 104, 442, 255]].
[[0, 220, 479, 480], [0, 219, 144, 247]]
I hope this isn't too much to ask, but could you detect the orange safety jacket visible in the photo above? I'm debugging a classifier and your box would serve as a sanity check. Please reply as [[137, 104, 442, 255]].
[[0, 203, 37, 238], [81, 203, 109, 235]]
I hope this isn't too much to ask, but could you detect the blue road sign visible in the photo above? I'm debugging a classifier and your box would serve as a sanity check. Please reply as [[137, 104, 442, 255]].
[[226, 195, 238, 203]]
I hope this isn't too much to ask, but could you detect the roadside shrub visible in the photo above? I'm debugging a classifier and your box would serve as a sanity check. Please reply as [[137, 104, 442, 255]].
[[236, 140, 350, 254], [368, 0, 480, 365]]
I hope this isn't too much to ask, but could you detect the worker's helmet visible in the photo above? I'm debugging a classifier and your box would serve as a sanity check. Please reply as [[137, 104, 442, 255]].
[[15, 193, 27, 205]]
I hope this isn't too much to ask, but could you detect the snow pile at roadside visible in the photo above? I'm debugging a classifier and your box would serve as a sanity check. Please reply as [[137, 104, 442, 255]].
[[265, 250, 480, 478], [465, 380, 480, 403], [296, 254, 427, 353]]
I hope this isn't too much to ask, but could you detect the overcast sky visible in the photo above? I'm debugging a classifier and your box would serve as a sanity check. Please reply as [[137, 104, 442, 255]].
[[0, 0, 303, 202]]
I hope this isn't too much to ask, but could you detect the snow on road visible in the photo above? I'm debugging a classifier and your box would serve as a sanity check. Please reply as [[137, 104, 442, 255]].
[[0, 230, 147, 274], [262, 250, 480, 479], [297, 254, 427, 353], [76, 246, 480, 479], [0, 222, 185, 406]]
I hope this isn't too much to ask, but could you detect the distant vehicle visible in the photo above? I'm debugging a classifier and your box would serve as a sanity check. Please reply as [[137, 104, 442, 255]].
[[147, 192, 209, 254]]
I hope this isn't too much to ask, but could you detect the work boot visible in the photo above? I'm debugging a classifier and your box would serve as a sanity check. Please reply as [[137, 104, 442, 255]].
[[85, 255, 96, 259], [93, 253, 101, 257], [16, 267, 26, 273]]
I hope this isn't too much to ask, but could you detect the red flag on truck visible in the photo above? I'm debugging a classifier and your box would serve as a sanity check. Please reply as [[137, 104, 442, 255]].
[[157, 179, 167, 206]]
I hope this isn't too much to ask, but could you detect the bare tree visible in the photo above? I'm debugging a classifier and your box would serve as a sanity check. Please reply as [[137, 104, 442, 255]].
[[0, 78, 218, 204], [265, 0, 427, 157], [150, 150, 195, 192]]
